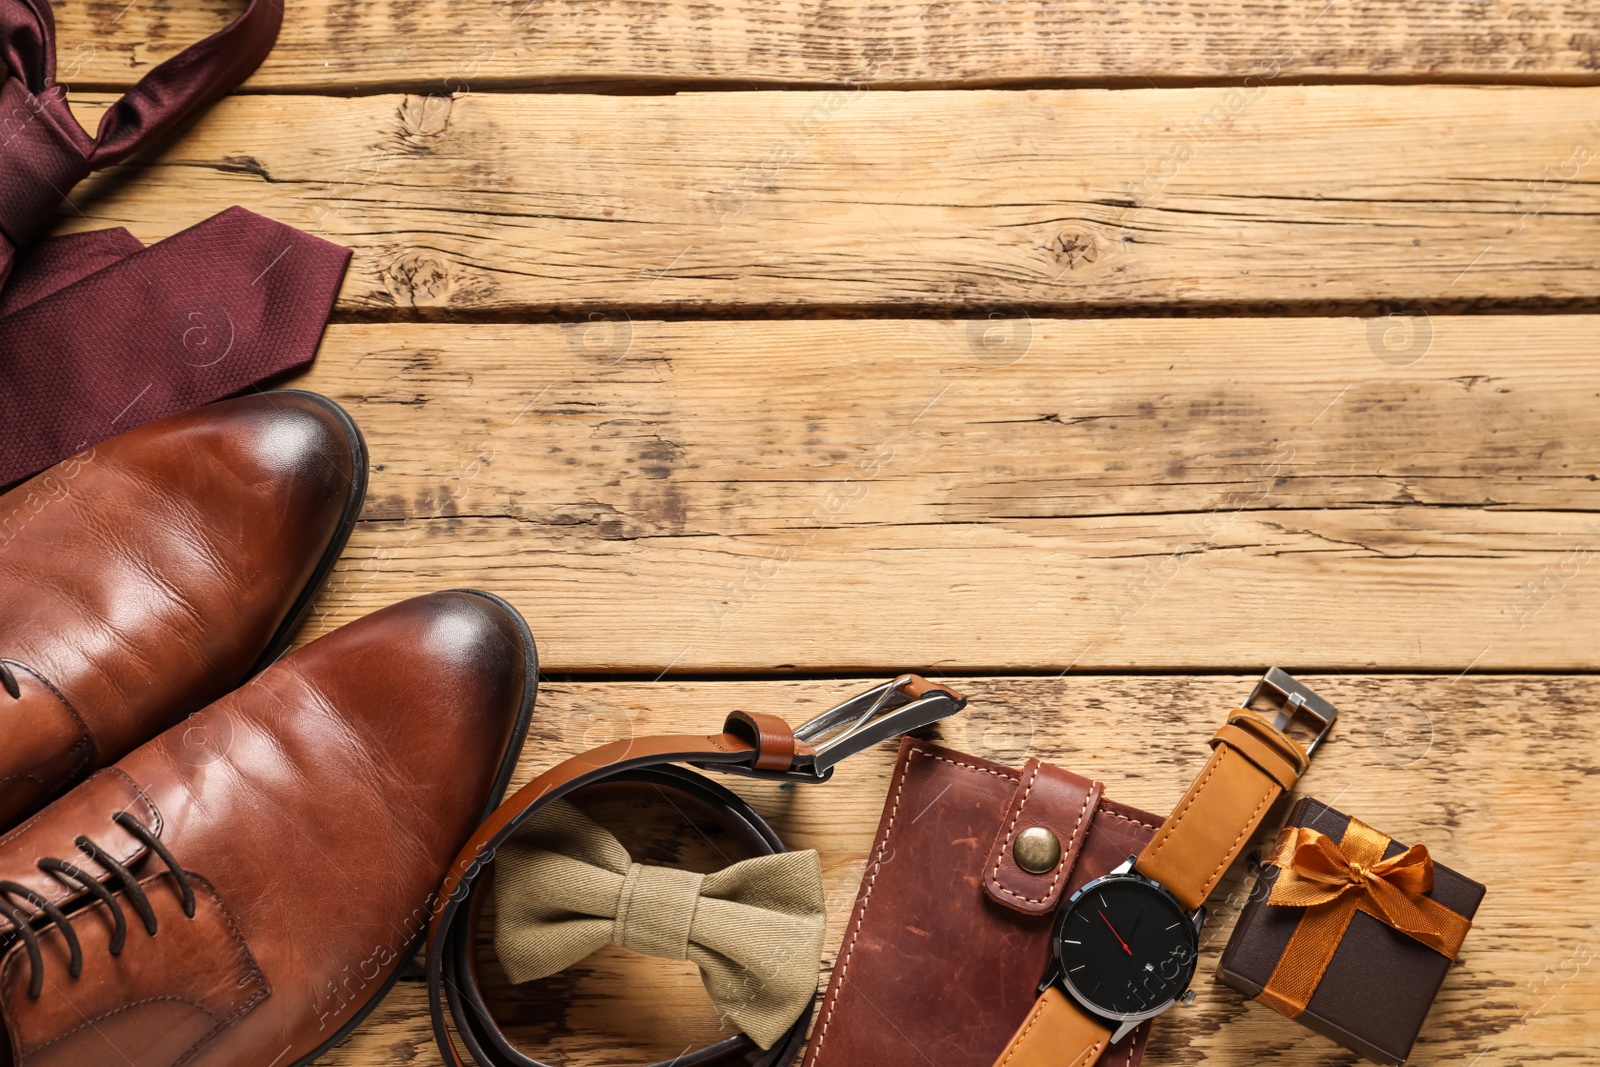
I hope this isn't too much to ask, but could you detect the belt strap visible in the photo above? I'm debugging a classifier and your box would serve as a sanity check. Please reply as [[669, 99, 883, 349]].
[[441, 765, 812, 1067], [426, 677, 966, 1067]]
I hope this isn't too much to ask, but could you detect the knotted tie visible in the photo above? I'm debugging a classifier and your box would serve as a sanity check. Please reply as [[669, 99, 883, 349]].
[[0, 0, 351, 485], [493, 799, 828, 1050]]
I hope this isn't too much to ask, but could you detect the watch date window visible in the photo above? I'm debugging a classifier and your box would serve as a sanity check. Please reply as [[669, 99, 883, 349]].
[[1056, 880, 1196, 1017]]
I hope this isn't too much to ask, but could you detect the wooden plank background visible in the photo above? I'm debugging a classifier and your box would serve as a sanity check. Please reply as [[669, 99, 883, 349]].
[[61, 87, 1600, 314], [42, 0, 1600, 1063], [52, 0, 1600, 91], [294, 318, 1600, 672]]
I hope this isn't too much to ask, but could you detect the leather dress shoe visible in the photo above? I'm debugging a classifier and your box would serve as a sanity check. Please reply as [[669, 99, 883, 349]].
[[0, 590, 537, 1067], [0, 391, 367, 831]]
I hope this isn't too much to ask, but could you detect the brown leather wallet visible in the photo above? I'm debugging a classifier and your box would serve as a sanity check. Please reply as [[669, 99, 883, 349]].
[[425, 676, 966, 1067], [802, 738, 1164, 1067]]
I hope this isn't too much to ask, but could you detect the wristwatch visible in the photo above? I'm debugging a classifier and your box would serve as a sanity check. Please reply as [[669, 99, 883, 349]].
[[991, 669, 1337, 1067]]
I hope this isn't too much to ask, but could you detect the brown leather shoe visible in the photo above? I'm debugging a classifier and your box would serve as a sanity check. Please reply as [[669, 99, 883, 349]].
[[0, 589, 536, 1067], [0, 391, 367, 831]]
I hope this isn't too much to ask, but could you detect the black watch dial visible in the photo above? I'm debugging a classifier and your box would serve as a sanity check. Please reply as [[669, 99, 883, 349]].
[[1052, 875, 1199, 1019]]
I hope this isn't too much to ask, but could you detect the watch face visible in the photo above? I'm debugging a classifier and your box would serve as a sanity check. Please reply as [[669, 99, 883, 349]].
[[1052, 874, 1199, 1019]]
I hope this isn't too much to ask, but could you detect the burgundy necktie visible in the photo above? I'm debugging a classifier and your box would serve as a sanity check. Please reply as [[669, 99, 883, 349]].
[[0, 0, 351, 485]]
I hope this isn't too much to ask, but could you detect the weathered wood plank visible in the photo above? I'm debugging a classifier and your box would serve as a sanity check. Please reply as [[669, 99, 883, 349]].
[[302, 317, 1600, 524], [58, 86, 1600, 314], [284, 317, 1600, 672], [309, 674, 1599, 1066], [50, 0, 1600, 93], [306, 506, 1600, 672]]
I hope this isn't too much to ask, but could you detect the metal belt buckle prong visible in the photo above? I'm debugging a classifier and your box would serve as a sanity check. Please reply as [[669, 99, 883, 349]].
[[795, 674, 966, 778], [1244, 666, 1337, 759]]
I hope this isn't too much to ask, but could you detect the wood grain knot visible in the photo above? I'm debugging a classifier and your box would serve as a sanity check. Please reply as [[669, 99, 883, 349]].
[[382, 250, 453, 307], [398, 93, 454, 141], [1051, 231, 1101, 269]]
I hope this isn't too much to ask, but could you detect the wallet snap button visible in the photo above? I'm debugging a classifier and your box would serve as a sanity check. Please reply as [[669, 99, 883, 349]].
[[1013, 826, 1061, 874]]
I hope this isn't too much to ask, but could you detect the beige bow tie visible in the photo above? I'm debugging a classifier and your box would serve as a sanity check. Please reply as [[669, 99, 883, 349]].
[[492, 799, 827, 1050]]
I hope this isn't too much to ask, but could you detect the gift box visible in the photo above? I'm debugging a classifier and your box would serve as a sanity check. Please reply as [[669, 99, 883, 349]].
[[1218, 797, 1484, 1065]]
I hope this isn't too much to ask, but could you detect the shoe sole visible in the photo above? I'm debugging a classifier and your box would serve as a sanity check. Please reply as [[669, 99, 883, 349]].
[[244, 390, 371, 677], [286, 588, 539, 1067]]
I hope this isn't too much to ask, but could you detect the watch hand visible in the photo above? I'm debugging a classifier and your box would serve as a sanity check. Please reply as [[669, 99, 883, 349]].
[[1098, 910, 1133, 956]]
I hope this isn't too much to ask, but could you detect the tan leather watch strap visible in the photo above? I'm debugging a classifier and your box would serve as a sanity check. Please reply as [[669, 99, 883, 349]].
[[991, 673, 1333, 1067], [994, 987, 1113, 1067], [1134, 707, 1309, 911]]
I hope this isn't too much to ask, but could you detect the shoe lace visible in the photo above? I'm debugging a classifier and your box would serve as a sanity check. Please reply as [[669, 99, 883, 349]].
[[0, 812, 197, 998]]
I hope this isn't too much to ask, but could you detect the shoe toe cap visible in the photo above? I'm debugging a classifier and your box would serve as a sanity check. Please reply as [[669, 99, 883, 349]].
[[283, 589, 536, 807], [202, 390, 365, 543], [0, 391, 369, 766], [237, 390, 363, 488]]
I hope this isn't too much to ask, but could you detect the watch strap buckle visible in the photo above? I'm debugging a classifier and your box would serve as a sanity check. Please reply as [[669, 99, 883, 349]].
[[1242, 667, 1338, 760]]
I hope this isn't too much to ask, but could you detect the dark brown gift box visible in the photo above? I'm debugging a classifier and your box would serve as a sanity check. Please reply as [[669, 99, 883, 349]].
[[1217, 797, 1485, 1065]]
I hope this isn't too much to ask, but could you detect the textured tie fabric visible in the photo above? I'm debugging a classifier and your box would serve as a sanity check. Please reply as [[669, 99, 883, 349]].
[[0, 0, 351, 486], [493, 799, 828, 1050]]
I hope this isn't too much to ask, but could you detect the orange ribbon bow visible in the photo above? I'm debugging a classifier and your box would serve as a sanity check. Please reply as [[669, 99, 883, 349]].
[[1258, 818, 1473, 1018]]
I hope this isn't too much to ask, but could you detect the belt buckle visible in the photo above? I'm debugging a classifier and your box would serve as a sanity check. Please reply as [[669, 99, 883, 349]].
[[1244, 667, 1338, 760], [794, 674, 966, 778]]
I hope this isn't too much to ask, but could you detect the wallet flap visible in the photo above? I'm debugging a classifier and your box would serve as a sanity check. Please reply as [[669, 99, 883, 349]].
[[983, 757, 1104, 915]]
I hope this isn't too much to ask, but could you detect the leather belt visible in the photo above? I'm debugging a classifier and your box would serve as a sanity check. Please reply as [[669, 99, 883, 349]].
[[427, 675, 967, 1067]]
